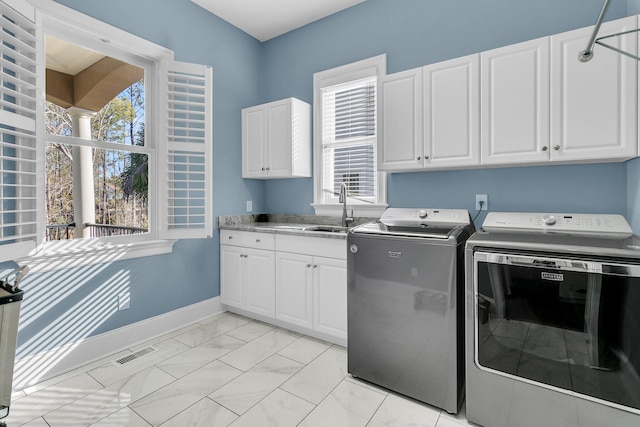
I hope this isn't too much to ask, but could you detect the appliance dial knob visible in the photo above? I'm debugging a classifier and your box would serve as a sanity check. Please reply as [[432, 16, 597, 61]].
[[418, 210, 428, 219], [350, 244, 358, 254], [542, 214, 556, 225]]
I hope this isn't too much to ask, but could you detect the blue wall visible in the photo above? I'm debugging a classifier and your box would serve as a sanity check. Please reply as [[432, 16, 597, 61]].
[[260, 0, 633, 228]]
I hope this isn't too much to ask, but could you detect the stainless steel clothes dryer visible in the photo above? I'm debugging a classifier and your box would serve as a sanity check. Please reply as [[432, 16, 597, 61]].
[[465, 212, 640, 427], [347, 208, 475, 414]]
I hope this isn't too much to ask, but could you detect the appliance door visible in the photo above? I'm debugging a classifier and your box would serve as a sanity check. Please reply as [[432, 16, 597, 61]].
[[473, 251, 640, 414], [348, 233, 461, 412]]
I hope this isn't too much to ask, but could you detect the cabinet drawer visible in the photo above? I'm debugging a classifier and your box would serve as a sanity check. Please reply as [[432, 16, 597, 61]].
[[276, 234, 346, 259], [221, 230, 275, 250]]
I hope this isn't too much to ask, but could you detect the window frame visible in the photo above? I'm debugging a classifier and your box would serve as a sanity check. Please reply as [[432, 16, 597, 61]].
[[9, 0, 212, 271], [38, 2, 164, 251], [312, 54, 388, 217]]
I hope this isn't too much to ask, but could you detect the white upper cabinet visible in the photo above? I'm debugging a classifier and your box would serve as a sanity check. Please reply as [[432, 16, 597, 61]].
[[242, 97, 311, 179], [379, 67, 424, 171], [550, 15, 638, 162], [379, 54, 480, 171], [481, 37, 551, 165], [425, 54, 480, 168]]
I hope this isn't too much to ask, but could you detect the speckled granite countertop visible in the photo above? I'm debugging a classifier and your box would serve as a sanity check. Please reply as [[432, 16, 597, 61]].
[[217, 214, 378, 239]]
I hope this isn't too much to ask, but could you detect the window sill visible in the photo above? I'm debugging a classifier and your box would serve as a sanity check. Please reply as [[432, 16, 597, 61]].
[[311, 203, 388, 218], [15, 239, 176, 273]]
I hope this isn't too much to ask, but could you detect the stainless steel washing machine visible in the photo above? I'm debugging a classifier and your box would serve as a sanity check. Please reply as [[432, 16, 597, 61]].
[[347, 208, 474, 414], [465, 212, 640, 427]]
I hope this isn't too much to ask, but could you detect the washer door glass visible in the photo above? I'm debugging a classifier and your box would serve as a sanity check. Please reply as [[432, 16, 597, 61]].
[[473, 251, 640, 413]]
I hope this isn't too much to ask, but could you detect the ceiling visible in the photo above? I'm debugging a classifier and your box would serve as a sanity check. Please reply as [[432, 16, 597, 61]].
[[191, 0, 367, 42]]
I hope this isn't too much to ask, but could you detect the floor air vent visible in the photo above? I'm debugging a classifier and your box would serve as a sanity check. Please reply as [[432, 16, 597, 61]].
[[115, 346, 157, 365]]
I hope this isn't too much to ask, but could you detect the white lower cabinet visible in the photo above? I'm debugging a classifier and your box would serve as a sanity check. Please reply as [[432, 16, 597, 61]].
[[275, 252, 314, 329], [313, 257, 347, 338], [220, 244, 275, 318], [275, 252, 347, 342], [220, 230, 347, 345], [220, 230, 276, 317]]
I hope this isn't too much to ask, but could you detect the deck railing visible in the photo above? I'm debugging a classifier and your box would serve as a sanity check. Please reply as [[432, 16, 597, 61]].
[[46, 223, 76, 241], [46, 223, 148, 240], [85, 223, 148, 238]]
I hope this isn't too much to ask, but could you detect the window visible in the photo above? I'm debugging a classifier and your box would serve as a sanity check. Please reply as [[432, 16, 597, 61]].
[[44, 37, 149, 241], [313, 55, 387, 216], [0, 0, 212, 266]]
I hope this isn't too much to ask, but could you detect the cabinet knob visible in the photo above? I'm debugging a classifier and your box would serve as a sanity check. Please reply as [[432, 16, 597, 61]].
[[542, 146, 548, 151], [228, 236, 233, 239], [266, 167, 270, 171], [417, 156, 421, 160], [261, 167, 265, 171], [553, 145, 560, 151], [256, 239, 260, 243], [313, 265, 318, 268], [306, 264, 311, 268], [425, 156, 429, 160]]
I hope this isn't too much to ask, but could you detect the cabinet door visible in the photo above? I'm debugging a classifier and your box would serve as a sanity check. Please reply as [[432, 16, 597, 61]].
[[242, 106, 266, 178], [481, 37, 550, 165], [550, 16, 637, 162], [425, 54, 480, 168], [378, 68, 424, 171], [220, 245, 245, 308], [245, 248, 276, 318], [313, 257, 347, 340], [275, 252, 313, 329], [266, 100, 293, 177]]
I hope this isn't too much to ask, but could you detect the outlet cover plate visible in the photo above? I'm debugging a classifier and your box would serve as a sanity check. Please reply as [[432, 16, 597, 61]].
[[476, 194, 488, 211]]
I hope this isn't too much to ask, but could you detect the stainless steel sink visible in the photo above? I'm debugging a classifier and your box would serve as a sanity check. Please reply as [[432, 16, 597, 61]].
[[253, 224, 348, 234], [302, 225, 348, 233], [255, 224, 307, 230]]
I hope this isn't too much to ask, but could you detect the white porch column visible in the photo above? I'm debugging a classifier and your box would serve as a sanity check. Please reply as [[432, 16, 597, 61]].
[[68, 107, 96, 239]]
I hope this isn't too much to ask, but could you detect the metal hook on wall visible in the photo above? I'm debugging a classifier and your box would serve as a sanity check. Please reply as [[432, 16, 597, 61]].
[[579, 0, 640, 62]]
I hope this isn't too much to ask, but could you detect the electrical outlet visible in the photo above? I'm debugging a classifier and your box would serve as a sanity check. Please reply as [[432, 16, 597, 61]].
[[246, 200, 253, 212], [476, 194, 488, 211]]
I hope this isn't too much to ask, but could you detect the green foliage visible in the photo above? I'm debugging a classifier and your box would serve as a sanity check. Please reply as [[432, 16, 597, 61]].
[[122, 125, 148, 201]]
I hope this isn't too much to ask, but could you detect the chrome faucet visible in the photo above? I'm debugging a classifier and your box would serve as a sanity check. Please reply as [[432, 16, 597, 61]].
[[339, 183, 354, 228]]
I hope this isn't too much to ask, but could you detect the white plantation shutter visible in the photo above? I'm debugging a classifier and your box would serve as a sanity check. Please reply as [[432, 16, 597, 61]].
[[321, 76, 377, 203], [165, 60, 212, 239], [0, 0, 42, 260]]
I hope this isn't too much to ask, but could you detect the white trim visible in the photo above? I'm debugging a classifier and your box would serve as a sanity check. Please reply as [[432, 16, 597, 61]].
[[5, 0, 34, 20], [27, 0, 172, 63], [16, 239, 176, 272], [226, 305, 346, 347], [313, 54, 388, 211], [13, 297, 224, 390]]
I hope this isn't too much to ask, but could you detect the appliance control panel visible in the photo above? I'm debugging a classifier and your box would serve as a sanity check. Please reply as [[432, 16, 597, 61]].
[[482, 212, 633, 235], [381, 208, 471, 224]]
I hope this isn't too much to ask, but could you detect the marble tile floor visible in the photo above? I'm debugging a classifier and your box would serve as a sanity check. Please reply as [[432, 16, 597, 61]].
[[7, 312, 477, 427]]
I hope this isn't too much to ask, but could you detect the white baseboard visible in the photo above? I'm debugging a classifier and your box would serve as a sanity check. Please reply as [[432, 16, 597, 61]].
[[13, 297, 223, 390], [225, 306, 347, 348]]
